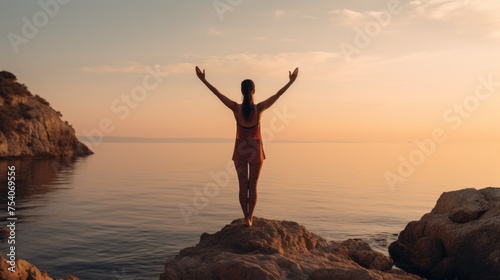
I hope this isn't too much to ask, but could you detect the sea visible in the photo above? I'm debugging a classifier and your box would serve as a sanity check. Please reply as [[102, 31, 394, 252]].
[[0, 141, 499, 279]]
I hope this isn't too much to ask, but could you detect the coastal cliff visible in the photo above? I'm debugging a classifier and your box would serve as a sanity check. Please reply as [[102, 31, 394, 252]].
[[161, 217, 422, 280], [0, 71, 92, 158]]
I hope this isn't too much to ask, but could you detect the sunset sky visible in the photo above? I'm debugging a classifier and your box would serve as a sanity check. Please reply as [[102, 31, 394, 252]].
[[1, 0, 500, 142]]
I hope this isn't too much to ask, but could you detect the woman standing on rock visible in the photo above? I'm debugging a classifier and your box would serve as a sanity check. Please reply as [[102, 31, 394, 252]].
[[195, 66, 299, 227]]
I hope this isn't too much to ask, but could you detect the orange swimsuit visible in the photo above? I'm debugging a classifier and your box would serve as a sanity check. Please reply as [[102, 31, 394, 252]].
[[232, 107, 266, 164]]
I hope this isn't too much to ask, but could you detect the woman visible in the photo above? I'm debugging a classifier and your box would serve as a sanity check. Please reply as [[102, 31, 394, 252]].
[[195, 66, 299, 227]]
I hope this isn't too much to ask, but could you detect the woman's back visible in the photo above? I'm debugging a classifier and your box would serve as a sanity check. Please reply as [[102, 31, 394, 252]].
[[233, 104, 265, 163], [234, 104, 261, 128]]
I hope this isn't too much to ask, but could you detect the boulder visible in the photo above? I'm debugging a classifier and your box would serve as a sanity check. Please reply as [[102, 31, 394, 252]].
[[161, 217, 422, 280], [0, 253, 78, 280], [389, 187, 500, 279]]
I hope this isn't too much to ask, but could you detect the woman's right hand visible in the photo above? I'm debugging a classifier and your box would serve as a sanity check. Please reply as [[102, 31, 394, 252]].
[[289, 67, 299, 83], [195, 66, 206, 81]]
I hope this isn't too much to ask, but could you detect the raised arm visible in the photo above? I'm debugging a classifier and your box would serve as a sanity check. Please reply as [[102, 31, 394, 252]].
[[195, 66, 238, 111], [258, 68, 299, 111]]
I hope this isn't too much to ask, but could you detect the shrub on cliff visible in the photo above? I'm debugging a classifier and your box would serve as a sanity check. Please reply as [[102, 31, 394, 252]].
[[0, 72, 34, 134], [0, 71, 17, 81], [0, 110, 16, 132], [0, 72, 49, 131]]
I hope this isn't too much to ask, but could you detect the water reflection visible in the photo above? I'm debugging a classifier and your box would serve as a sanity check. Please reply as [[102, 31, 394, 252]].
[[0, 157, 84, 221]]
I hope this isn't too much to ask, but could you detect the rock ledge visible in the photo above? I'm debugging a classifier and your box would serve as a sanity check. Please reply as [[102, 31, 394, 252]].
[[161, 217, 422, 280]]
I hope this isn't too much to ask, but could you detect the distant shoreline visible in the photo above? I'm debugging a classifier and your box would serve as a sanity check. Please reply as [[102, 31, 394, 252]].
[[77, 136, 234, 143], [76, 136, 500, 144], [76, 136, 399, 144]]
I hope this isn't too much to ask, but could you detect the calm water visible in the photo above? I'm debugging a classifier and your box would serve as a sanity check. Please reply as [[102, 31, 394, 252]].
[[0, 142, 499, 279]]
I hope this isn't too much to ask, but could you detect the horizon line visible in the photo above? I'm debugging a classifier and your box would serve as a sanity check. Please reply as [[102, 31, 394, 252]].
[[76, 136, 500, 144], [76, 136, 353, 143]]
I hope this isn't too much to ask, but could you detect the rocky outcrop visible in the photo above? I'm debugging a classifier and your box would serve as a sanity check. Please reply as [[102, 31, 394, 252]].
[[0, 252, 78, 280], [389, 187, 500, 280], [0, 71, 92, 158], [161, 217, 422, 280]]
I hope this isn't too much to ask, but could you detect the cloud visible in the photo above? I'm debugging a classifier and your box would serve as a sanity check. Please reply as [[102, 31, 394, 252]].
[[199, 52, 338, 76], [408, 0, 500, 38], [329, 9, 388, 27], [301, 15, 316, 20], [272, 10, 316, 21], [329, 9, 365, 26], [253, 36, 296, 42], [79, 62, 196, 74], [410, 0, 475, 20], [275, 10, 285, 19], [80, 62, 145, 74], [79, 52, 338, 76], [330, 2, 500, 39], [207, 27, 224, 36]]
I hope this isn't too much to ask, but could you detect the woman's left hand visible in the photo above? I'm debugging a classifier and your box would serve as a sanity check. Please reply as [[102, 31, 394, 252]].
[[289, 67, 299, 83]]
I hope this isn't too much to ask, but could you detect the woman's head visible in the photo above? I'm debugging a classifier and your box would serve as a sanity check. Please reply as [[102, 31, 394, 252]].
[[241, 79, 255, 121], [241, 79, 255, 96]]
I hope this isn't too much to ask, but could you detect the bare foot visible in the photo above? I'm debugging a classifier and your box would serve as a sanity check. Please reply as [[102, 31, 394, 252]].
[[245, 218, 252, 227]]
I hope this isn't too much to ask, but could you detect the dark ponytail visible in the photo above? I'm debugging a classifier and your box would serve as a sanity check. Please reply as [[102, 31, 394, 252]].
[[241, 79, 255, 122]]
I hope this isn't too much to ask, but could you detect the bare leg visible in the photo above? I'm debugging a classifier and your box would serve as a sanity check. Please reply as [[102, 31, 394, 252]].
[[234, 161, 250, 225], [247, 161, 263, 226]]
